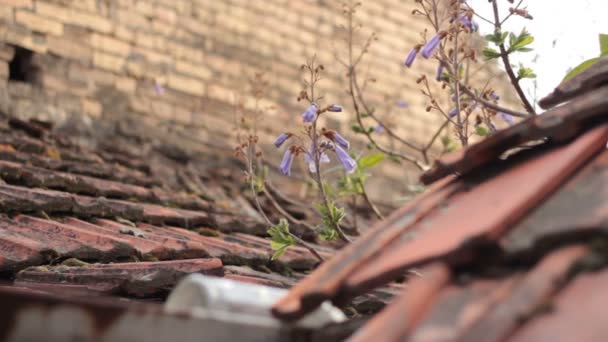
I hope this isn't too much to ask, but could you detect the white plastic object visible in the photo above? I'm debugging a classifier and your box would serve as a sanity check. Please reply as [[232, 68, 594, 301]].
[[164, 274, 346, 329]]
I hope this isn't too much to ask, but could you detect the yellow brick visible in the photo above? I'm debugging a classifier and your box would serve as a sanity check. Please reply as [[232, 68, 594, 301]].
[[0, 0, 31, 8], [47, 35, 92, 62], [114, 25, 135, 43], [0, 6, 13, 21], [129, 97, 151, 113], [0, 43, 15, 61], [90, 33, 131, 57], [4, 26, 47, 53], [0, 61, 8, 79], [166, 41, 203, 63], [81, 98, 102, 118], [175, 60, 212, 81], [15, 9, 63, 35], [36, 1, 113, 33], [93, 52, 124, 72], [132, 46, 171, 65], [114, 76, 136, 93], [173, 106, 191, 124], [207, 84, 232, 103], [167, 73, 205, 96], [134, 31, 166, 51]]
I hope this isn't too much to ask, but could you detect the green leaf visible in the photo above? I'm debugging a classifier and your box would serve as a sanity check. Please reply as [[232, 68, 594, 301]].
[[518, 66, 537, 79], [511, 36, 534, 52], [599, 33, 608, 56], [486, 32, 509, 45], [482, 48, 501, 60], [475, 126, 489, 137], [267, 218, 295, 260], [358, 153, 385, 169], [351, 124, 364, 133], [563, 57, 600, 81], [271, 245, 289, 260]]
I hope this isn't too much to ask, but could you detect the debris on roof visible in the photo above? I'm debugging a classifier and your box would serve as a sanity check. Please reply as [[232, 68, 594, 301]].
[[273, 57, 608, 340]]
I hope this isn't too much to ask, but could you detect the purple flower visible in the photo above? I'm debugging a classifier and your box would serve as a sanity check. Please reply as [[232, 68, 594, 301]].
[[422, 34, 442, 59], [458, 15, 479, 32], [435, 63, 444, 81], [302, 104, 318, 123], [404, 47, 419, 67], [304, 143, 330, 173], [396, 100, 409, 108], [154, 81, 165, 95], [490, 92, 500, 101], [328, 104, 343, 112], [334, 145, 357, 174], [324, 129, 350, 150], [499, 112, 514, 125], [279, 148, 295, 176], [333, 132, 350, 150], [375, 123, 385, 134], [448, 108, 458, 117], [273, 133, 291, 148], [471, 21, 479, 32]]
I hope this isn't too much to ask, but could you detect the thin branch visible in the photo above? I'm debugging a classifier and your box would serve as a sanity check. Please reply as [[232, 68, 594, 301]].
[[491, 0, 535, 115], [357, 180, 384, 220], [459, 85, 528, 118]]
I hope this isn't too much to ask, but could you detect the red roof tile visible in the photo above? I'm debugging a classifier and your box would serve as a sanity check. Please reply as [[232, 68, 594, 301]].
[[15, 258, 224, 297], [508, 269, 608, 342]]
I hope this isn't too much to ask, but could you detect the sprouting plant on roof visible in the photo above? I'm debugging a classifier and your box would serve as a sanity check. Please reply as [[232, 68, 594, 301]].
[[234, 73, 324, 262], [272, 55, 354, 244]]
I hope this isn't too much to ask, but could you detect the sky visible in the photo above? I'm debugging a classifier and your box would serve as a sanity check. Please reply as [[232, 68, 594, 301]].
[[470, 0, 607, 108]]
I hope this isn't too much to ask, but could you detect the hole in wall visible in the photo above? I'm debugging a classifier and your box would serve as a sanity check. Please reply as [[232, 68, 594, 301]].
[[8, 46, 38, 83]]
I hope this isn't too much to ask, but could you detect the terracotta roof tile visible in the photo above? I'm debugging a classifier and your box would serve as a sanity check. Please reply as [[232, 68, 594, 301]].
[[421, 86, 608, 185], [15, 258, 224, 297], [502, 149, 608, 255], [347, 264, 450, 342], [508, 268, 608, 342], [461, 245, 587, 341], [408, 278, 517, 342]]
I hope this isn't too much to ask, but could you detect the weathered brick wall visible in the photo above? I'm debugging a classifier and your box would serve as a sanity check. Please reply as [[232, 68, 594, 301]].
[[0, 0, 517, 198]]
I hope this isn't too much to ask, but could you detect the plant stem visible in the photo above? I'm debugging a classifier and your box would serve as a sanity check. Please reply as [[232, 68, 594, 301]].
[[246, 146, 323, 262], [491, 0, 535, 115]]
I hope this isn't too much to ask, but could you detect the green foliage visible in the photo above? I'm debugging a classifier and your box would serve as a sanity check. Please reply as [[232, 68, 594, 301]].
[[475, 125, 490, 137], [351, 124, 365, 134], [600, 33, 608, 56], [358, 153, 385, 169], [267, 218, 295, 260], [484, 29, 534, 61], [251, 173, 265, 193], [316, 201, 345, 241], [563, 33, 608, 81], [507, 29, 534, 53], [337, 152, 384, 197], [441, 135, 457, 153], [484, 32, 508, 45], [482, 47, 501, 60], [517, 65, 537, 80], [563, 58, 599, 81]]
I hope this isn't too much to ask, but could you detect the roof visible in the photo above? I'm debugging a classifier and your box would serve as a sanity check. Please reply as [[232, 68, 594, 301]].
[[0, 109, 401, 339], [272, 57, 608, 340]]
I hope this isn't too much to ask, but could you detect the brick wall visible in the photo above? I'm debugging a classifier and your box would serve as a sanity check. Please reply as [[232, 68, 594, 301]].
[[0, 0, 517, 198]]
